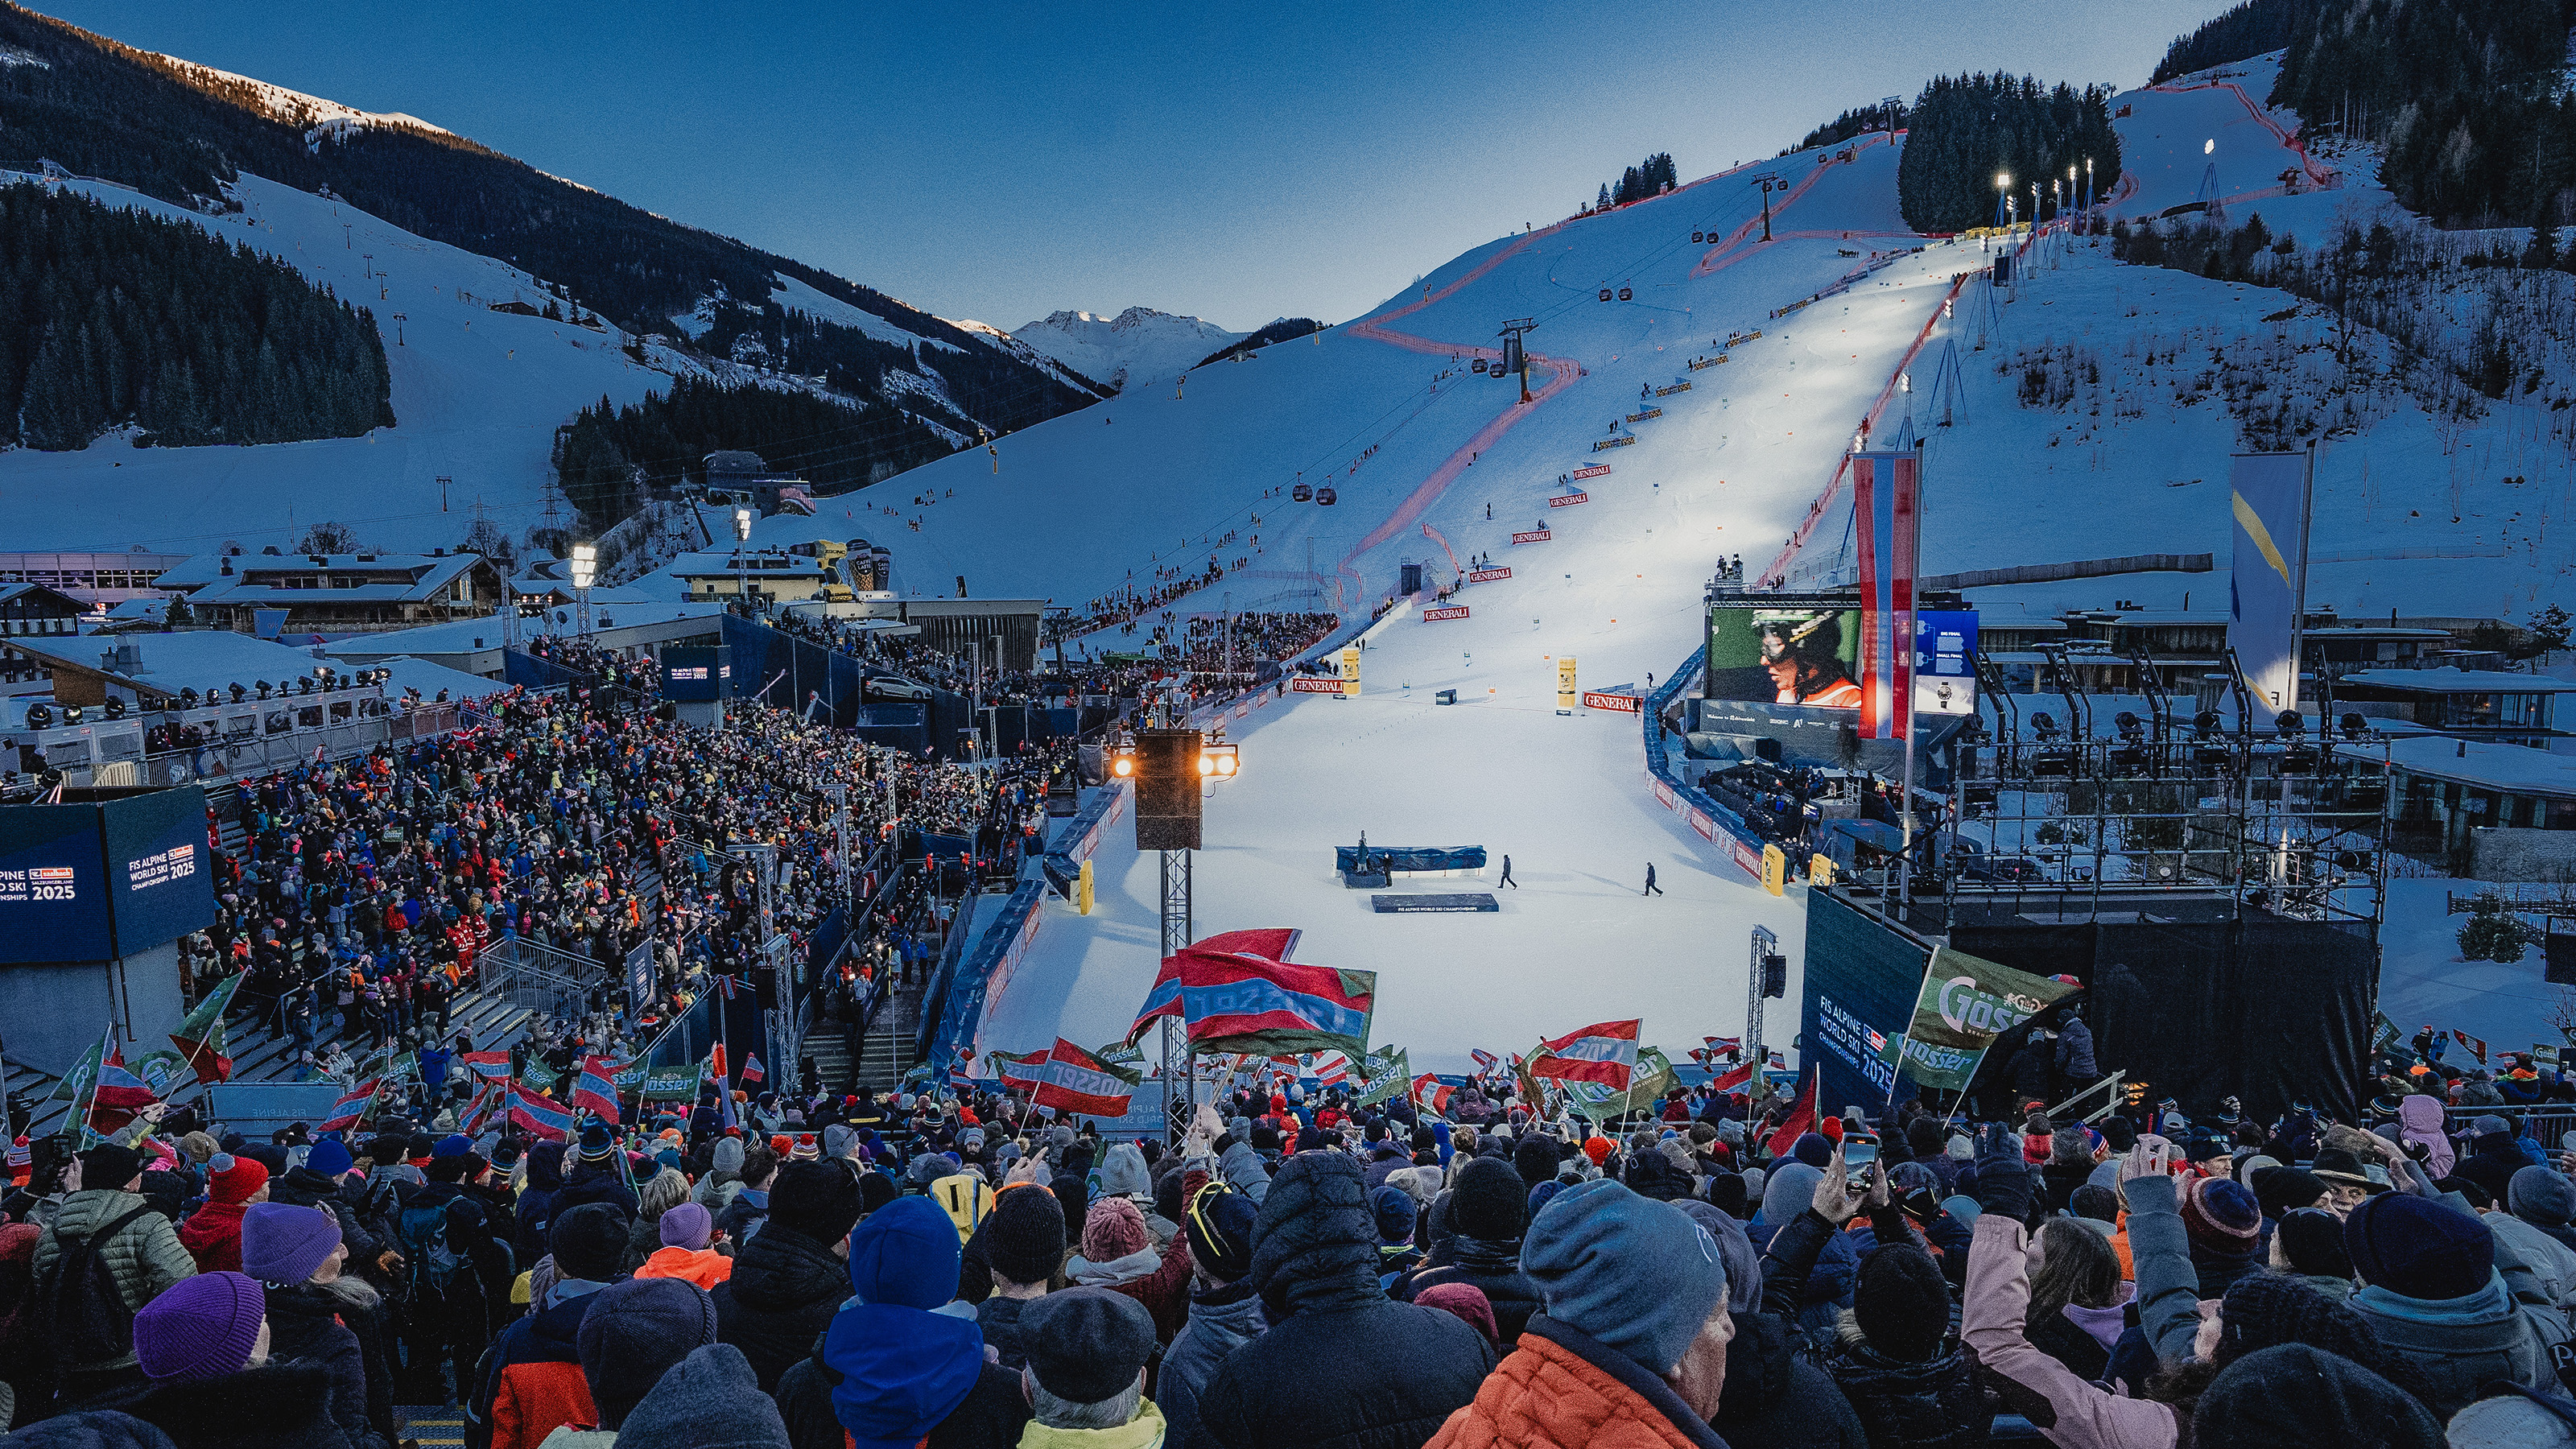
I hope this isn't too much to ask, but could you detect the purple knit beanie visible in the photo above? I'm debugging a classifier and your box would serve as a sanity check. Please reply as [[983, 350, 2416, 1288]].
[[241, 1201, 343, 1284], [135, 1269, 266, 1381]]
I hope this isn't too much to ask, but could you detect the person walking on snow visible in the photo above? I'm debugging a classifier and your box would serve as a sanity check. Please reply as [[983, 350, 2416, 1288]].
[[1643, 863, 1663, 896], [1499, 856, 1517, 889]]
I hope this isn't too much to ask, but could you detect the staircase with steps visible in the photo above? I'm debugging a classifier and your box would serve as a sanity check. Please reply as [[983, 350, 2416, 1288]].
[[7, 956, 552, 1139]]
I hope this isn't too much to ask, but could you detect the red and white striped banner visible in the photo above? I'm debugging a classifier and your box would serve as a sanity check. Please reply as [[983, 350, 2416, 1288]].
[[1423, 605, 1469, 621], [1512, 530, 1551, 544]]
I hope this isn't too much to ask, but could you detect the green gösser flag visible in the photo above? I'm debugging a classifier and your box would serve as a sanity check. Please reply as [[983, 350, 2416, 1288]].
[[1354, 1048, 1410, 1107], [1883, 945, 2079, 1092]]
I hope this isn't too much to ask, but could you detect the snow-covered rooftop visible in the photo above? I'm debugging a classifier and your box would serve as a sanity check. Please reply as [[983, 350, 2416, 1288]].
[[2385, 737, 2576, 797], [2343, 668, 2576, 695]]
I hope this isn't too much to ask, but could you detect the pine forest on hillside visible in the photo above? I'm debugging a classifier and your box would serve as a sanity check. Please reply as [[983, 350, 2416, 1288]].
[[0, 3, 1100, 423], [1895, 73, 2121, 234], [2151, 0, 2576, 230], [552, 378, 957, 528], [1792, 101, 1909, 155], [0, 182, 393, 449]]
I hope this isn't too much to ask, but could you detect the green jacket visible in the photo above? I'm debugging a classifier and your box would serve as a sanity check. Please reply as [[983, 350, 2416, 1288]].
[[31, 1187, 200, 1371]]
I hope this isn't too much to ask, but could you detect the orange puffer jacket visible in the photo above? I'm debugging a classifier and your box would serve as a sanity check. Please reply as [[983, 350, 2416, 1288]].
[[1429, 1315, 1729, 1449]]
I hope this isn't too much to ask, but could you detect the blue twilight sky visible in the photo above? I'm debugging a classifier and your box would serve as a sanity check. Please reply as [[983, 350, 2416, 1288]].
[[41, 2, 2228, 332]]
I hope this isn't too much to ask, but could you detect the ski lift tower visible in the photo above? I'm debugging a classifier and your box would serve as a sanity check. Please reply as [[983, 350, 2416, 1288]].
[[1497, 318, 1536, 404], [1754, 175, 1782, 242]]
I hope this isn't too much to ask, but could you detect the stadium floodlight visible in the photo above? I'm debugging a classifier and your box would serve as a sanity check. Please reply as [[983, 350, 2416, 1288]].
[[733, 508, 753, 543], [570, 542, 597, 589]]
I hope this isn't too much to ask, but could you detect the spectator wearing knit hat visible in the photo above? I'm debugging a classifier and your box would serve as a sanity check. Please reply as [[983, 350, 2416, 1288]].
[[242, 1202, 386, 1449], [712, 1159, 865, 1393], [635, 1201, 735, 1290], [1195, 1151, 1493, 1449], [2342, 1191, 2574, 1418], [1757, 1150, 1988, 1445], [1065, 1194, 1193, 1344], [178, 1154, 270, 1274], [471, 1203, 631, 1449], [2178, 1177, 2264, 1298], [1402, 1157, 1543, 1347], [64, 1269, 345, 1449], [1159, 1179, 1264, 1449], [972, 1184, 1066, 1371], [31, 1143, 201, 1393], [1427, 1179, 1733, 1449], [556, 1275, 720, 1442]]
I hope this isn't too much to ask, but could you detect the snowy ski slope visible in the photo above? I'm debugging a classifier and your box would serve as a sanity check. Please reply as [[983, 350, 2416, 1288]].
[[947, 58, 2576, 1075]]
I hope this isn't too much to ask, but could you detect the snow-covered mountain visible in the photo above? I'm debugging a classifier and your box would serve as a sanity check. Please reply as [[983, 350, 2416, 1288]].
[[1011, 307, 1245, 391]]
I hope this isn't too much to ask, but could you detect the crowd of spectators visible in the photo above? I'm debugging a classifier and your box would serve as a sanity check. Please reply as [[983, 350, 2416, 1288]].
[[15, 1022, 2576, 1449]]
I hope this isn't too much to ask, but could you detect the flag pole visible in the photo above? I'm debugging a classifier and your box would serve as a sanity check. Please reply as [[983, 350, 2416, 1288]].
[[1899, 439, 1925, 909]]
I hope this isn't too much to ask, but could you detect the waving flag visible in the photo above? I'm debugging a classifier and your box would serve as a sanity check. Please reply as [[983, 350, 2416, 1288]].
[[740, 1052, 766, 1086], [1033, 1038, 1134, 1118], [86, 1046, 160, 1135], [2453, 1030, 2488, 1065], [575, 1057, 622, 1123], [1530, 1020, 1641, 1091], [1306, 1050, 1352, 1087], [168, 972, 244, 1084], [1125, 928, 1304, 1044], [1703, 1035, 1742, 1060], [320, 1078, 382, 1133], [1354, 1049, 1410, 1107], [49, 1031, 106, 1106], [1708, 1060, 1755, 1092], [710, 1042, 729, 1084], [1134, 939, 1374, 1059], [1410, 1074, 1455, 1116], [992, 1047, 1051, 1089], [1469, 1049, 1501, 1079], [1763, 1069, 1818, 1157], [461, 1051, 512, 1080], [508, 1084, 576, 1141], [460, 1080, 503, 1135]]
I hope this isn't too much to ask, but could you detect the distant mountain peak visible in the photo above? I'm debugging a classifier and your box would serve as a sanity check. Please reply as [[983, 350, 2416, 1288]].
[[1012, 306, 1246, 391]]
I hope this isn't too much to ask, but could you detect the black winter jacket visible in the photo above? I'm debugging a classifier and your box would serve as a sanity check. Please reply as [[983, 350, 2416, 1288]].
[[1623, 1151, 1695, 1203], [81, 1361, 355, 1449], [1761, 1207, 1996, 1449], [1401, 1236, 1543, 1347], [262, 1281, 391, 1449], [710, 1224, 851, 1392], [1713, 1308, 1870, 1449], [1192, 1152, 1496, 1449]]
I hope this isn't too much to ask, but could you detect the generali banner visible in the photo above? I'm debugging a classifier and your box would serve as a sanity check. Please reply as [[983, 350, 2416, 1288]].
[[1549, 492, 1589, 508], [1512, 530, 1550, 544], [1582, 691, 1641, 712], [1468, 567, 1513, 582], [1423, 606, 1469, 621], [1290, 676, 1344, 693]]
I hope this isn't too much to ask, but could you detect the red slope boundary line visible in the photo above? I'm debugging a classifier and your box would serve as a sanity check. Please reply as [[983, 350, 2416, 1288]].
[[2143, 78, 2336, 188], [1690, 132, 1895, 278]]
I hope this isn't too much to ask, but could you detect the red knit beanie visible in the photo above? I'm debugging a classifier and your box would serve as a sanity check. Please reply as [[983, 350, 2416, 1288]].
[[207, 1153, 269, 1206]]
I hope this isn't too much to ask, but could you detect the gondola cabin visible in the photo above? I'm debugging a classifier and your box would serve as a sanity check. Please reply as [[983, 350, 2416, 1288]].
[[1472, 358, 1488, 374], [1316, 487, 1337, 506], [1293, 483, 1314, 502], [1617, 287, 1633, 301]]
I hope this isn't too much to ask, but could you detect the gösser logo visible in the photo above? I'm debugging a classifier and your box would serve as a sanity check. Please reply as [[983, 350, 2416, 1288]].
[[1937, 976, 2037, 1035]]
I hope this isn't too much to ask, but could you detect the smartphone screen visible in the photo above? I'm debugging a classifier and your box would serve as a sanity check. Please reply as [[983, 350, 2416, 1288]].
[[1844, 1140, 1878, 1169]]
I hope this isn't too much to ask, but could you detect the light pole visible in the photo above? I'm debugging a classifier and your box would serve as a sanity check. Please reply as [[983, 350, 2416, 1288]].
[[733, 507, 753, 616], [570, 543, 597, 638], [2085, 156, 2095, 213], [1995, 172, 2011, 231]]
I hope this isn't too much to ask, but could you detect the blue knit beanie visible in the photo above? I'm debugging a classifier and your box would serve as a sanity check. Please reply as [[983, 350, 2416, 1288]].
[[2343, 1191, 2493, 1300], [1524, 1179, 1728, 1376], [1792, 1133, 1834, 1168]]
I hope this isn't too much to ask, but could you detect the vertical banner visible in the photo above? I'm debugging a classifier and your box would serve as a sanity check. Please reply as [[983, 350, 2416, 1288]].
[[1339, 647, 1361, 698], [1852, 452, 1920, 740], [2228, 451, 2314, 714], [1556, 656, 1578, 709]]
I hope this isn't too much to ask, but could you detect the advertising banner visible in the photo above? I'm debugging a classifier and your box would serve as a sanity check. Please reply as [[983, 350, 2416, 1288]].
[[1913, 611, 1979, 716], [1290, 676, 1344, 694], [1885, 945, 2080, 1092], [1468, 568, 1513, 582], [0, 803, 110, 964], [1571, 465, 1612, 481], [1852, 451, 1920, 741], [1582, 691, 1641, 712], [2229, 451, 2313, 713], [1338, 646, 1361, 698], [1512, 530, 1551, 544], [101, 786, 214, 956], [1549, 492, 1589, 508], [1423, 606, 1469, 621], [1555, 657, 1578, 710]]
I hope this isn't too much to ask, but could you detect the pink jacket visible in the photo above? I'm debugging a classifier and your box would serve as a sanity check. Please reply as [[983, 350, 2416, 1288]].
[[2399, 1094, 2456, 1179], [1963, 1212, 2180, 1449]]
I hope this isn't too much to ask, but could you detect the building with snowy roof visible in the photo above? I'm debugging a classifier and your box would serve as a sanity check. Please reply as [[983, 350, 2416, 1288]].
[[155, 550, 506, 635]]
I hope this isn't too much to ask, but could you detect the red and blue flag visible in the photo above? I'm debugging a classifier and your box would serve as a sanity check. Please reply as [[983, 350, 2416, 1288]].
[[320, 1077, 382, 1133], [1530, 1019, 1641, 1091], [1033, 1038, 1134, 1119], [1124, 929, 1302, 1044], [575, 1057, 622, 1124], [509, 1084, 576, 1141]]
